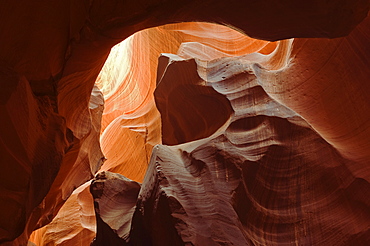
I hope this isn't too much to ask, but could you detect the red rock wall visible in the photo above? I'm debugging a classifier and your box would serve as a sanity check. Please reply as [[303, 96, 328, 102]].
[[131, 52, 369, 245], [0, 0, 369, 245], [28, 22, 274, 246]]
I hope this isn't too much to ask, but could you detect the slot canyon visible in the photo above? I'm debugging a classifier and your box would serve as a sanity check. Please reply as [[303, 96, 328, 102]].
[[0, 1, 369, 245]]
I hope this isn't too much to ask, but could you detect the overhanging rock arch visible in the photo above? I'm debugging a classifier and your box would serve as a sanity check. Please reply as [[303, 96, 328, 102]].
[[0, 1, 369, 244]]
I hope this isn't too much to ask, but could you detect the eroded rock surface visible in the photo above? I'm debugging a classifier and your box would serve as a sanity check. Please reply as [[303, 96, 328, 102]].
[[28, 182, 95, 246], [0, 65, 70, 244], [131, 54, 370, 245], [27, 23, 277, 246], [155, 55, 233, 145], [0, 1, 369, 245], [90, 47, 370, 245], [90, 171, 141, 245]]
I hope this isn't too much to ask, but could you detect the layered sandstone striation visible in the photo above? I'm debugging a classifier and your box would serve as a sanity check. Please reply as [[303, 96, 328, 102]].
[[128, 53, 370, 245], [97, 22, 274, 183], [90, 171, 141, 245], [0, 0, 369, 245], [88, 38, 370, 244], [29, 22, 277, 246], [28, 182, 95, 246], [27, 22, 277, 245], [83, 18, 370, 245]]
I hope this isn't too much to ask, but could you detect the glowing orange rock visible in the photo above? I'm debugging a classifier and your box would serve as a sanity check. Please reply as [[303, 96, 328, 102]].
[[29, 182, 95, 246], [0, 0, 369, 244], [97, 23, 272, 182]]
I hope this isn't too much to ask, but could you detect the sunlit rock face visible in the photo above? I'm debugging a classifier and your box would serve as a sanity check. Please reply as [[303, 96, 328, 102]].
[[37, 19, 370, 245], [0, 0, 369, 245], [96, 22, 274, 182], [130, 52, 370, 245], [28, 182, 95, 246], [29, 22, 276, 246]]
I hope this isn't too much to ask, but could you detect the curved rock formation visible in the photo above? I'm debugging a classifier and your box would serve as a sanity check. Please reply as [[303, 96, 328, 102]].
[[155, 54, 233, 145], [97, 22, 273, 182], [28, 22, 274, 245], [129, 53, 370, 245], [0, 0, 369, 245], [67, 17, 370, 244], [0, 65, 70, 244], [28, 182, 95, 246], [90, 171, 141, 245]]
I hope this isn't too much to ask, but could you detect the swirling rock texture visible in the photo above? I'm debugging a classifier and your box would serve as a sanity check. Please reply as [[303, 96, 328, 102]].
[[28, 182, 95, 246], [96, 22, 273, 183], [90, 171, 141, 246], [130, 52, 370, 245], [0, 0, 369, 245], [28, 22, 275, 246]]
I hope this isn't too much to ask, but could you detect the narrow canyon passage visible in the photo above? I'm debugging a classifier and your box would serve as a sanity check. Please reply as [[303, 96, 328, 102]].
[[0, 1, 369, 245], [31, 21, 370, 245]]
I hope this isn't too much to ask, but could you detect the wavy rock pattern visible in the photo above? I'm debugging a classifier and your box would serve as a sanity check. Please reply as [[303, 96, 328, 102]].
[[0, 0, 369, 245], [97, 22, 273, 183], [90, 171, 141, 245], [131, 53, 370, 245], [79, 20, 370, 243], [155, 54, 233, 145], [27, 87, 104, 246], [28, 182, 95, 246], [28, 23, 275, 246]]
